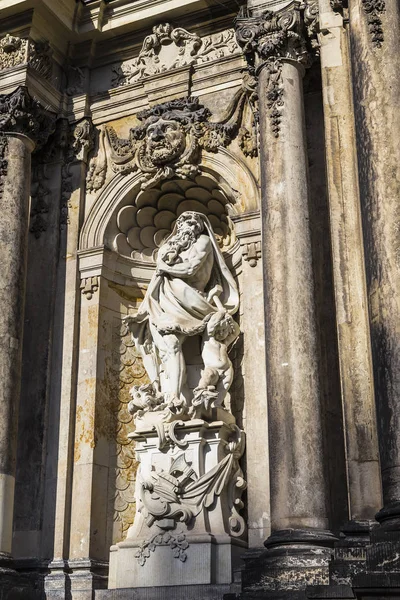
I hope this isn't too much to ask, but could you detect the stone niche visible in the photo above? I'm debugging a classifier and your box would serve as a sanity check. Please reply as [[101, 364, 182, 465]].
[[103, 172, 247, 589]]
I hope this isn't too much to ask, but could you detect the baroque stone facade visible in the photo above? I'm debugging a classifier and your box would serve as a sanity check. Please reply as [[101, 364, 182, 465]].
[[0, 0, 399, 599]]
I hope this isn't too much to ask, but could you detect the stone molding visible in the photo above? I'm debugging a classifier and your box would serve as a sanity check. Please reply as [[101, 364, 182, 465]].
[[0, 33, 52, 80], [0, 86, 56, 149]]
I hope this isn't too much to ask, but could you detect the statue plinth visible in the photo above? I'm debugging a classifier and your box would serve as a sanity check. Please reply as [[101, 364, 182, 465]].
[[108, 418, 246, 588]]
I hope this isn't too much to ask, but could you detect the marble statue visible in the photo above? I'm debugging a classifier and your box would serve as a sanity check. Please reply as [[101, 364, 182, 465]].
[[125, 210, 239, 423]]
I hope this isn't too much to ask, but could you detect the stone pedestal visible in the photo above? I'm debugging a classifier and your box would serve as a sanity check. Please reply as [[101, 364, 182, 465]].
[[109, 417, 246, 589]]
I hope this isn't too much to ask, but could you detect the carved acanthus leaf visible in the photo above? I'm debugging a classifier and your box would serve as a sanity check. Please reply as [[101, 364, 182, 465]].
[[0, 86, 56, 149], [111, 24, 240, 88], [235, 2, 318, 138], [235, 2, 315, 71], [0, 34, 53, 79]]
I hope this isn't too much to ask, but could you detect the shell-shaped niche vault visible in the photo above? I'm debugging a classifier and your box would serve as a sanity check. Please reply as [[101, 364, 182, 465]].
[[107, 173, 237, 263]]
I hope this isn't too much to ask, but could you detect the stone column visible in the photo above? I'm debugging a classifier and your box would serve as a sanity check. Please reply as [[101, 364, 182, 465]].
[[347, 0, 400, 531], [0, 131, 34, 559], [236, 3, 335, 591], [318, 0, 381, 523], [0, 87, 54, 560]]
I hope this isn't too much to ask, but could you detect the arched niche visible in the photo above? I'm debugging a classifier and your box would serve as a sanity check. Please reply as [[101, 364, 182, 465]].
[[79, 148, 259, 260]]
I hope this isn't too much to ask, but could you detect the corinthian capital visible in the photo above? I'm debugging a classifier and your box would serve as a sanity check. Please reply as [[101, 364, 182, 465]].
[[0, 86, 56, 149], [235, 1, 318, 73]]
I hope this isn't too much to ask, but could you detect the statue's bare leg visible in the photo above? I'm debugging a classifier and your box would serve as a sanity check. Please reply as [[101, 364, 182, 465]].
[[149, 323, 186, 401]]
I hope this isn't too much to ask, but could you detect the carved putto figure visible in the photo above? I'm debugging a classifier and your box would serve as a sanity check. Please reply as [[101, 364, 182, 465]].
[[125, 210, 239, 424]]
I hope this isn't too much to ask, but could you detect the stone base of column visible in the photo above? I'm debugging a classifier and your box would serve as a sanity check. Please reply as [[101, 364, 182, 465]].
[[372, 502, 400, 541], [66, 559, 108, 600], [241, 530, 337, 596], [329, 520, 376, 586]]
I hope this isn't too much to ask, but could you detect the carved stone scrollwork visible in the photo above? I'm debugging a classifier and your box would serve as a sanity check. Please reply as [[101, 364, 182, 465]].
[[0, 34, 53, 79], [235, 2, 318, 137], [60, 118, 94, 230], [361, 0, 385, 47], [111, 24, 240, 88], [0, 86, 56, 149]]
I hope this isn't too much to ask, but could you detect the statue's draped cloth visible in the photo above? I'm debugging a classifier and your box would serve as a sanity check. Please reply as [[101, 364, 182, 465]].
[[130, 216, 239, 349]]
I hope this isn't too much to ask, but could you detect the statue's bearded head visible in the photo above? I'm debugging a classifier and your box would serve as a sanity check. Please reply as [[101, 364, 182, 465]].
[[176, 211, 204, 237], [161, 212, 205, 265], [146, 118, 186, 166]]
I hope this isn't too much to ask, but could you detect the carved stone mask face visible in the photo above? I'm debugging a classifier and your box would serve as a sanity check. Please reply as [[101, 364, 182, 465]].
[[146, 118, 186, 166]]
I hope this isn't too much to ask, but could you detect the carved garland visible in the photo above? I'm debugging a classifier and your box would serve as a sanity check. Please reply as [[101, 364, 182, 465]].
[[0, 134, 8, 202], [361, 0, 385, 48]]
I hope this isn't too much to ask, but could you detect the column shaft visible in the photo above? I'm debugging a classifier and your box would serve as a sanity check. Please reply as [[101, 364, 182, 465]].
[[258, 59, 329, 532], [0, 132, 34, 555], [348, 0, 400, 517]]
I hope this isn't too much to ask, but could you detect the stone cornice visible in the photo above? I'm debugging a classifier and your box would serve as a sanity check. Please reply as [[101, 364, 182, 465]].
[[0, 86, 56, 148], [235, 1, 319, 74]]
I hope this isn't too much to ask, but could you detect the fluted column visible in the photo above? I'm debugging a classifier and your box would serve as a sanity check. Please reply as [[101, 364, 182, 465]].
[[0, 87, 54, 560], [347, 0, 400, 532], [236, 2, 335, 591]]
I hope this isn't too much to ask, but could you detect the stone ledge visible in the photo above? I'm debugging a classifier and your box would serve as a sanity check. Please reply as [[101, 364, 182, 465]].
[[95, 583, 241, 600]]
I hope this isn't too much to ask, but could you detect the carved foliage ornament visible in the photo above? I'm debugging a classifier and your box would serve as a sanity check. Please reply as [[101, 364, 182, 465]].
[[0, 86, 56, 149], [0, 134, 8, 202], [361, 0, 385, 47], [111, 24, 239, 88], [0, 34, 52, 79], [235, 2, 318, 138], [88, 90, 257, 193]]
